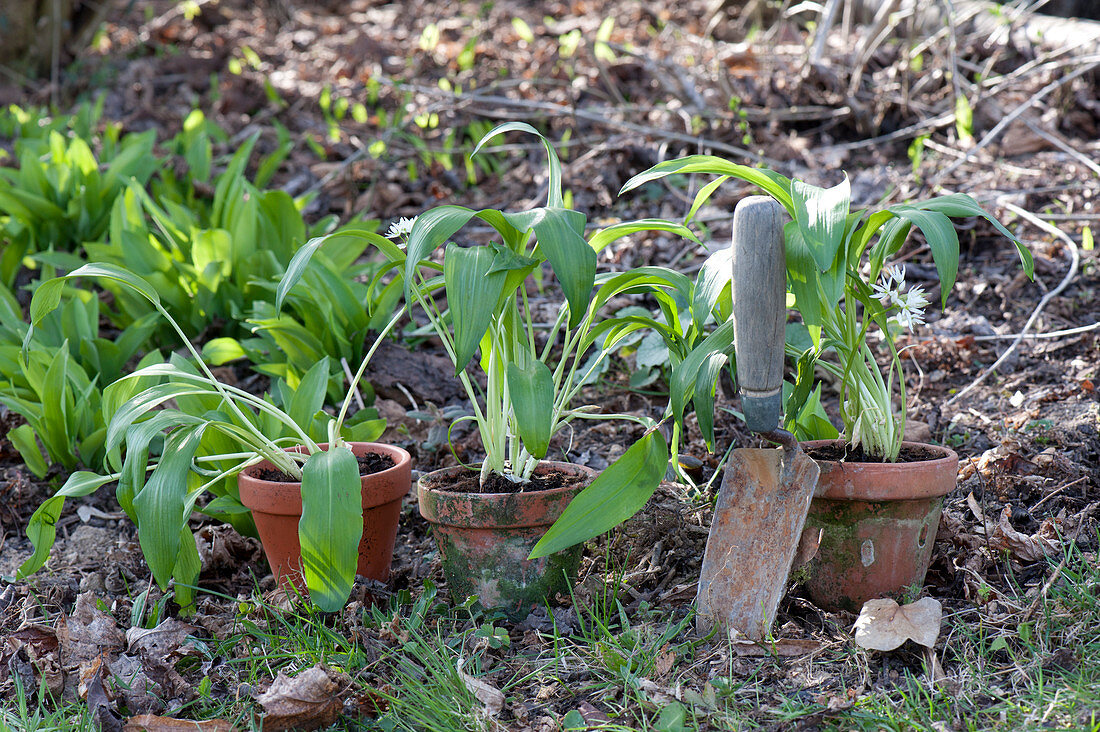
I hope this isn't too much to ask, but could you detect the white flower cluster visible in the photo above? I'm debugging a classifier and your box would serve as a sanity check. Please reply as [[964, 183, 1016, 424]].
[[385, 216, 417, 240], [871, 264, 929, 332]]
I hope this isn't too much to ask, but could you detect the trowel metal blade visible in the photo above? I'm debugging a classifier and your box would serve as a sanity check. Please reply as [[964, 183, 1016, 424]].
[[695, 446, 820, 641]]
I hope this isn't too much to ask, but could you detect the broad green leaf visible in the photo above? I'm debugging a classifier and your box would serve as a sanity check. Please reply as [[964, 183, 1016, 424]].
[[692, 248, 732, 331], [299, 446, 363, 612], [8, 423, 48, 479], [890, 206, 959, 306], [620, 155, 793, 212], [506, 360, 554, 459], [287, 358, 330, 432], [791, 177, 851, 272], [404, 206, 522, 301], [529, 430, 669, 558], [918, 194, 1034, 278], [17, 471, 116, 579], [106, 381, 217, 451], [669, 320, 736, 427], [133, 426, 206, 589], [505, 207, 594, 326], [588, 219, 699, 253], [693, 352, 729, 451], [687, 176, 729, 223], [172, 524, 202, 614], [201, 337, 248, 365], [444, 244, 508, 374], [473, 121, 563, 208], [276, 226, 393, 312]]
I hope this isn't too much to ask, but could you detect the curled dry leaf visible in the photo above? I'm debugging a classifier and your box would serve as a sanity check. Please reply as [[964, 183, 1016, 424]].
[[59, 592, 125, 666], [456, 658, 505, 717], [853, 597, 942, 651], [126, 618, 201, 658], [989, 505, 1061, 562], [256, 664, 348, 731], [122, 714, 238, 731]]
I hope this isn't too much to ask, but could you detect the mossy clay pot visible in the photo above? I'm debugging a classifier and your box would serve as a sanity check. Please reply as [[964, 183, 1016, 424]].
[[417, 461, 594, 619], [800, 440, 959, 612], [238, 442, 412, 592]]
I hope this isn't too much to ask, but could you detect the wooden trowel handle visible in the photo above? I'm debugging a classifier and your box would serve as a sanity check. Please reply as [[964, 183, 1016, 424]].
[[731, 196, 787, 434]]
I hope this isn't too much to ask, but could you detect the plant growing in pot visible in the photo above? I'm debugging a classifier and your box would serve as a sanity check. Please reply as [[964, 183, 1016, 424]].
[[283, 123, 737, 617], [16, 261, 409, 612], [617, 156, 1035, 611]]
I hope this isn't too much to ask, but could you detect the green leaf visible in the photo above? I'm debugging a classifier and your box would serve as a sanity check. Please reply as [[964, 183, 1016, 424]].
[[172, 524, 201, 614], [687, 176, 729, 223], [506, 360, 554, 459], [669, 320, 736, 426], [299, 445, 363, 612], [692, 248, 732, 331], [791, 177, 850, 272], [504, 207, 594, 327], [17, 471, 116, 579], [8, 424, 48, 479], [917, 193, 1033, 278], [889, 206, 959, 306], [444, 244, 508, 374], [276, 229, 392, 312], [588, 219, 700, 253], [693, 352, 729, 451], [201, 337, 248, 365], [619, 155, 793, 212], [288, 358, 330, 433], [133, 426, 206, 589], [529, 430, 669, 559], [473, 121, 563, 208]]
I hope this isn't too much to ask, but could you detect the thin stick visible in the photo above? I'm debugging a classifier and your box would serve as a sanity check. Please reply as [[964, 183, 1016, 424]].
[[375, 77, 783, 167], [971, 321, 1100, 341], [931, 59, 1100, 186], [945, 203, 1081, 406]]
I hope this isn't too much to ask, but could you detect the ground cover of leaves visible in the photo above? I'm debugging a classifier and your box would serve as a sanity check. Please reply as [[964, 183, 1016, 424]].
[[1, 1, 1099, 729]]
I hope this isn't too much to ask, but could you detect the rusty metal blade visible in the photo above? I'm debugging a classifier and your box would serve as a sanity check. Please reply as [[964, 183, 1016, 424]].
[[696, 446, 820, 640]]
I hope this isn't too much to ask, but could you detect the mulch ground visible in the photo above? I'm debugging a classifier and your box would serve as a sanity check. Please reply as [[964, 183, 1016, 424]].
[[1, 0, 1098, 728]]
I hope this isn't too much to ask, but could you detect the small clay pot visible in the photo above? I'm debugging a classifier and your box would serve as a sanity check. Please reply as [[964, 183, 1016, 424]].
[[800, 440, 958, 612], [417, 462, 594, 619], [238, 442, 412, 590]]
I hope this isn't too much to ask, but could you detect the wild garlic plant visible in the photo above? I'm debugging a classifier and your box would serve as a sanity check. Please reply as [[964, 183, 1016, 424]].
[[620, 157, 1035, 461], [18, 261, 401, 611]]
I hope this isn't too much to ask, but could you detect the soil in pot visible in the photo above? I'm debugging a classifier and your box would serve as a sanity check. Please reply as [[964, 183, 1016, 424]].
[[417, 462, 593, 619], [238, 442, 412, 591], [799, 440, 959, 612]]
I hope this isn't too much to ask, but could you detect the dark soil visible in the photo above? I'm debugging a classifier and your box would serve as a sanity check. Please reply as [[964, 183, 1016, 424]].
[[251, 452, 396, 483], [803, 441, 951, 464], [433, 466, 588, 495]]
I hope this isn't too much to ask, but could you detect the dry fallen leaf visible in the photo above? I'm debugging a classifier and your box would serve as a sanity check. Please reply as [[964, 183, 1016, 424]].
[[457, 658, 504, 717], [989, 505, 1061, 562], [122, 714, 238, 731], [853, 597, 942, 651], [126, 619, 201, 658], [256, 664, 347, 731], [58, 592, 125, 666]]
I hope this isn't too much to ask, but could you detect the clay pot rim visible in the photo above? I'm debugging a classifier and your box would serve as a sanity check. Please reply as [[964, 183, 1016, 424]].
[[418, 461, 594, 529], [801, 439, 959, 502], [239, 442, 412, 514], [418, 461, 594, 500], [241, 441, 410, 483]]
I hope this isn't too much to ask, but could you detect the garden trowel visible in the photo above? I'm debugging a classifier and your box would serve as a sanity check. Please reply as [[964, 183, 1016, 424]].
[[695, 196, 820, 641]]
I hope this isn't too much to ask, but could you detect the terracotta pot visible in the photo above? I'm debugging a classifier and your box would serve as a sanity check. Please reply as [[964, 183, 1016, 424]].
[[800, 440, 958, 612], [417, 461, 594, 618], [238, 442, 412, 590]]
